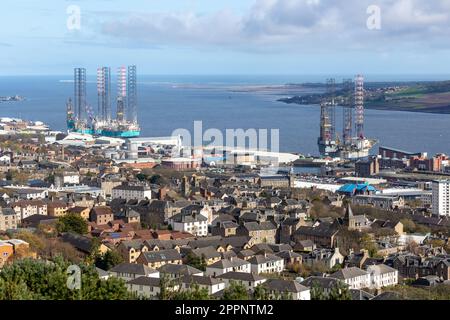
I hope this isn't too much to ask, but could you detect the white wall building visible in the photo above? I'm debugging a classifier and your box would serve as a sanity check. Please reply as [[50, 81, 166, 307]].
[[248, 254, 285, 274], [112, 184, 152, 201], [330, 267, 371, 290], [366, 264, 398, 289], [169, 212, 208, 237], [54, 172, 80, 187], [205, 257, 251, 276], [432, 180, 450, 216]]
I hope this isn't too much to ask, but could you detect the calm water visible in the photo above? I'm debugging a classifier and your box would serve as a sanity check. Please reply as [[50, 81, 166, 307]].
[[0, 75, 449, 156]]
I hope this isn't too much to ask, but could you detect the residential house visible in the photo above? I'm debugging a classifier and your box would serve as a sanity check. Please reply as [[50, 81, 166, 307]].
[[118, 240, 149, 263], [248, 254, 284, 274], [300, 276, 347, 299], [302, 248, 344, 269], [0, 240, 13, 267], [237, 221, 278, 244], [90, 206, 114, 226], [47, 200, 69, 217], [169, 211, 208, 237], [205, 257, 251, 276], [112, 184, 152, 201], [109, 262, 159, 281], [13, 188, 48, 200], [180, 275, 225, 295], [0, 207, 17, 231], [330, 267, 371, 290], [67, 206, 90, 220], [127, 276, 177, 299], [217, 272, 267, 292], [137, 249, 182, 269], [280, 217, 305, 244], [158, 264, 204, 280], [265, 279, 311, 300], [115, 209, 141, 225], [186, 246, 222, 266], [366, 264, 399, 289], [12, 199, 47, 221], [294, 221, 339, 248]]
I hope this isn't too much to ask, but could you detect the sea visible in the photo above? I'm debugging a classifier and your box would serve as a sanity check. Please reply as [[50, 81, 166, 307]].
[[0, 74, 449, 156]]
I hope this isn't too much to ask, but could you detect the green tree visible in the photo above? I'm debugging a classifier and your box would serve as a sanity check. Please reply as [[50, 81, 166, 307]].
[[310, 281, 326, 300], [159, 274, 176, 300], [136, 173, 148, 181], [95, 249, 124, 271], [56, 214, 88, 235], [254, 283, 270, 300], [328, 281, 351, 300], [149, 174, 164, 185], [172, 283, 211, 300], [222, 281, 249, 300], [400, 218, 416, 233], [185, 252, 207, 271], [0, 258, 134, 300]]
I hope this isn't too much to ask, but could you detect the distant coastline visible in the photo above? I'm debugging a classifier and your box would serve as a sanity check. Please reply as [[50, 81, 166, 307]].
[[277, 80, 450, 115]]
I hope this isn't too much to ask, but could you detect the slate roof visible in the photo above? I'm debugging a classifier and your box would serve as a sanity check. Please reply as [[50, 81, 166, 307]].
[[300, 276, 345, 289], [171, 212, 208, 223], [110, 262, 158, 276], [265, 279, 309, 293], [350, 289, 375, 301], [248, 254, 283, 265], [181, 275, 223, 286], [217, 272, 266, 282], [242, 221, 277, 231], [140, 249, 182, 263], [127, 276, 160, 287], [295, 222, 339, 238], [191, 246, 222, 260], [366, 264, 397, 275], [158, 264, 203, 276], [208, 257, 249, 269], [330, 267, 369, 280]]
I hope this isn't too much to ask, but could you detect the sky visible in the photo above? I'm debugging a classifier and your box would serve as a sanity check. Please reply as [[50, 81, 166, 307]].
[[1, 0, 450, 75]]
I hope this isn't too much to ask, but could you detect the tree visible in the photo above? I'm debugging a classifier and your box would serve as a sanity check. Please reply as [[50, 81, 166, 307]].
[[136, 173, 147, 181], [222, 281, 249, 300], [185, 252, 207, 271], [310, 281, 326, 300], [159, 274, 176, 300], [56, 214, 88, 235], [328, 281, 351, 300], [0, 258, 134, 300], [149, 174, 164, 185], [360, 234, 379, 257], [95, 249, 124, 271], [172, 283, 211, 300], [400, 219, 416, 233], [254, 283, 270, 300]]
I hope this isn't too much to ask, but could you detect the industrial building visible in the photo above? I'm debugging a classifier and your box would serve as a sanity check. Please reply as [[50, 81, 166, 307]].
[[317, 75, 376, 160], [67, 65, 140, 138]]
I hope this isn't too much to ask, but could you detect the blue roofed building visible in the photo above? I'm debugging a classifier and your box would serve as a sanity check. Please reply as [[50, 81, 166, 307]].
[[338, 183, 377, 197]]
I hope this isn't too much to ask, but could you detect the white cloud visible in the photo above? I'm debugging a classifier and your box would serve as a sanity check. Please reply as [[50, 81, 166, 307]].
[[97, 0, 450, 52]]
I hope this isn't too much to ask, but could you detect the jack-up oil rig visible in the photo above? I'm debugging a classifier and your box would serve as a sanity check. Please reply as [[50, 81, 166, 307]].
[[318, 75, 376, 159], [66, 66, 140, 138]]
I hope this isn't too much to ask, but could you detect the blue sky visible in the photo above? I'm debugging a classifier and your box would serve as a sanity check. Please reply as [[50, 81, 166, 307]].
[[1, 0, 450, 75]]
